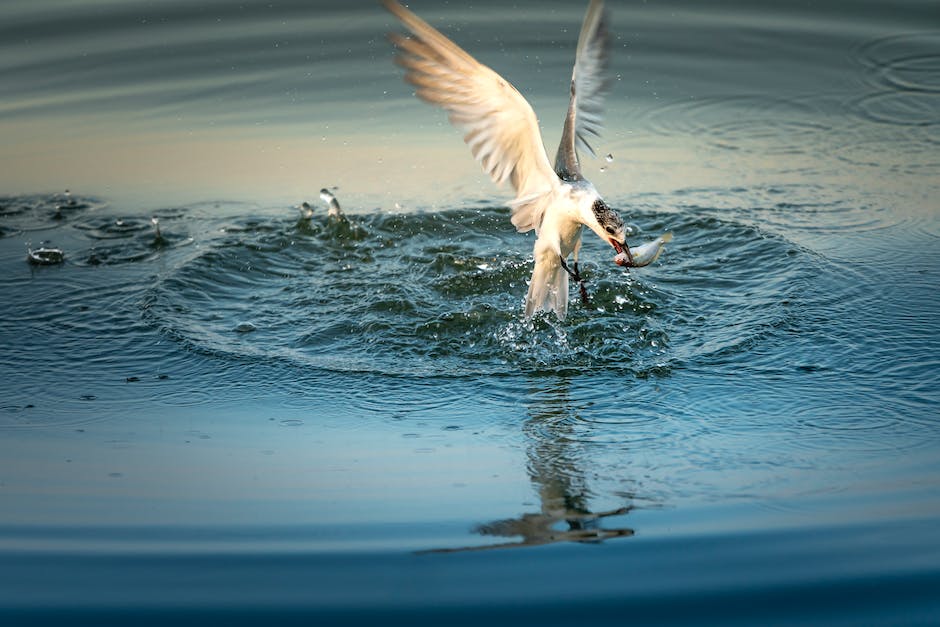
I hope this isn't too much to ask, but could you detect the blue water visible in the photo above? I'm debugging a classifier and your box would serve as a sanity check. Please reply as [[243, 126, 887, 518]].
[[1, 0, 939, 624]]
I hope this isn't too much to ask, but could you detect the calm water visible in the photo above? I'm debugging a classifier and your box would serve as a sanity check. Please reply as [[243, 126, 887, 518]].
[[1, 0, 939, 624]]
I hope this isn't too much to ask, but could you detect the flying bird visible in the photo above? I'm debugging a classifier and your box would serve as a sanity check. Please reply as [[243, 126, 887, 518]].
[[383, 0, 634, 320]]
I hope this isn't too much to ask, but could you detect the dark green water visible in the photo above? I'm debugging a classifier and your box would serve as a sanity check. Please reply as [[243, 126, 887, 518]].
[[1, 0, 938, 624]]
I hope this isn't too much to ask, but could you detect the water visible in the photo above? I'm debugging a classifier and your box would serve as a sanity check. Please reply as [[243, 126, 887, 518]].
[[1, 0, 939, 624]]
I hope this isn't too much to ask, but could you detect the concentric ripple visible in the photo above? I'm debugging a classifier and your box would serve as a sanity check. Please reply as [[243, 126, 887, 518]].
[[638, 95, 830, 155], [0, 192, 104, 236], [850, 31, 940, 131], [143, 204, 839, 379], [851, 91, 940, 127], [855, 31, 940, 94]]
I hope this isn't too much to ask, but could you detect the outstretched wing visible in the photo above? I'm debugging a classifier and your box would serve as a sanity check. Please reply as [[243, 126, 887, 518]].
[[554, 0, 611, 180], [383, 0, 559, 233]]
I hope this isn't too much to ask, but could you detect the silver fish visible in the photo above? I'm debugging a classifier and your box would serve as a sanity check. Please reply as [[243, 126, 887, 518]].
[[614, 232, 672, 268]]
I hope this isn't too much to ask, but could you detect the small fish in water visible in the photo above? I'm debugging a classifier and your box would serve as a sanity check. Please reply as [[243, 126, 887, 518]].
[[614, 232, 672, 268], [319, 188, 344, 219], [27, 246, 65, 265]]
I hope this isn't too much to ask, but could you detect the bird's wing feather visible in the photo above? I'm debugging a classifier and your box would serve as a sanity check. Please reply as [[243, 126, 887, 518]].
[[554, 0, 610, 178], [383, 0, 559, 233]]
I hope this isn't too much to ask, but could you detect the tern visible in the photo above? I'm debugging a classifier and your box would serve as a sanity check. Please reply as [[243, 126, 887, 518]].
[[383, 0, 633, 320]]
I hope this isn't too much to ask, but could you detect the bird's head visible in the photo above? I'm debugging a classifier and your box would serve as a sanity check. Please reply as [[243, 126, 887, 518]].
[[584, 198, 629, 255]]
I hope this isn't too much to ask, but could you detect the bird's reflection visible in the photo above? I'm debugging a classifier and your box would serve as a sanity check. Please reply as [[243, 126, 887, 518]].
[[427, 376, 634, 553]]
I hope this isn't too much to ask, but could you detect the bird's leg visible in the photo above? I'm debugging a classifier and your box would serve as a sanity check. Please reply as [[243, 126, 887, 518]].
[[573, 261, 590, 305], [560, 256, 591, 307]]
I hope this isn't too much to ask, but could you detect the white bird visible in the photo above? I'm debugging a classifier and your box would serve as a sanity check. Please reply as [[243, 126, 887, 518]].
[[383, 0, 634, 320]]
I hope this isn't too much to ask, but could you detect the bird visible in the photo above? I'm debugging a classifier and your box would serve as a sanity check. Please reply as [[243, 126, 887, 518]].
[[383, 0, 633, 320]]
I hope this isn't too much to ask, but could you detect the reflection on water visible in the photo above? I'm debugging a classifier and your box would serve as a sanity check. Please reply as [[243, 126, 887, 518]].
[[430, 377, 635, 553], [521, 378, 635, 542]]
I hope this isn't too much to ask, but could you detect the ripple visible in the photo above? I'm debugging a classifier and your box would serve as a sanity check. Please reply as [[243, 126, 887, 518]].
[[0, 402, 111, 431], [912, 123, 940, 150], [746, 198, 888, 235], [850, 32, 940, 134], [566, 408, 682, 447], [72, 219, 192, 267], [0, 192, 103, 233], [155, 386, 215, 408], [830, 127, 940, 177], [783, 400, 930, 454], [73, 215, 152, 240], [855, 32, 940, 94], [143, 205, 840, 381], [850, 91, 940, 127], [638, 95, 829, 154]]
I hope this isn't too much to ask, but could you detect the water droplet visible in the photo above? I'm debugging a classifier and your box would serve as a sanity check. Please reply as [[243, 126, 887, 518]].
[[27, 246, 65, 265]]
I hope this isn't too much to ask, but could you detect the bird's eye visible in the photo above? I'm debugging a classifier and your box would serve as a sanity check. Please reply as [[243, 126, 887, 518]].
[[605, 225, 617, 235]]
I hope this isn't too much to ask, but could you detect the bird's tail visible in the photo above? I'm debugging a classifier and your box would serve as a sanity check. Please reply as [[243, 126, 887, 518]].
[[525, 254, 569, 320]]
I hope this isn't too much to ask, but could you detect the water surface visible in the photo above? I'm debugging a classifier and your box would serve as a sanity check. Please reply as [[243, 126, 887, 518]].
[[1, 0, 938, 624]]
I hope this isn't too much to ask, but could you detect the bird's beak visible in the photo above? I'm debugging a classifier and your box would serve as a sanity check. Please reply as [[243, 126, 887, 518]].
[[610, 237, 634, 266]]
